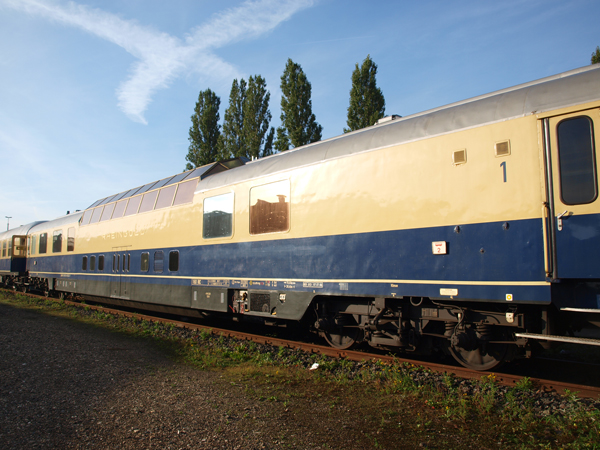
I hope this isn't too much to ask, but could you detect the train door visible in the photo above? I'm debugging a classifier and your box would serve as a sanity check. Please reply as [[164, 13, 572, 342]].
[[10, 235, 27, 273], [110, 248, 130, 299], [544, 109, 600, 279]]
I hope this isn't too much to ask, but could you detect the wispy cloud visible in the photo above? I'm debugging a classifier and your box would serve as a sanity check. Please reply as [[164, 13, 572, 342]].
[[2, 0, 316, 124]]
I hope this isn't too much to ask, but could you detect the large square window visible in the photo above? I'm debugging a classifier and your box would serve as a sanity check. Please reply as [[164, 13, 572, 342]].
[[203, 192, 234, 239], [250, 180, 290, 235]]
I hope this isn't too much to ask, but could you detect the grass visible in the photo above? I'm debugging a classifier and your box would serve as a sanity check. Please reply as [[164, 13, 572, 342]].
[[1, 289, 599, 449]]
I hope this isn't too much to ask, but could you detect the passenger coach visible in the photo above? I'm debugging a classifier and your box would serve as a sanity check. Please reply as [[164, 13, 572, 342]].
[[3, 65, 600, 370]]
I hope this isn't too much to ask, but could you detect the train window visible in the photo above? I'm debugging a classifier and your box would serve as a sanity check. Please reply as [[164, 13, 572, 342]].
[[112, 199, 128, 219], [90, 255, 96, 271], [100, 203, 115, 222], [1, 240, 5, 257], [139, 191, 158, 213], [154, 251, 164, 273], [141, 252, 149, 272], [173, 178, 198, 206], [557, 116, 598, 205], [52, 230, 63, 253], [203, 193, 234, 239], [31, 235, 37, 256], [127, 253, 131, 272], [39, 233, 47, 254], [8, 239, 12, 257], [124, 195, 142, 216], [169, 251, 179, 272], [98, 255, 104, 271], [112, 254, 116, 272], [250, 180, 290, 235], [155, 185, 177, 210], [82, 256, 87, 270], [13, 236, 26, 257], [67, 228, 75, 252], [80, 209, 93, 226], [90, 206, 104, 224]]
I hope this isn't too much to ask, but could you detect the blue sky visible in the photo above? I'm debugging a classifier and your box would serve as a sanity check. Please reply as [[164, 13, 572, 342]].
[[1, 0, 599, 229]]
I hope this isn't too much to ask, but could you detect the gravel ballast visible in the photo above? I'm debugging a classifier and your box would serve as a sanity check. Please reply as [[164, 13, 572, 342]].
[[2, 298, 599, 449], [0, 302, 364, 449]]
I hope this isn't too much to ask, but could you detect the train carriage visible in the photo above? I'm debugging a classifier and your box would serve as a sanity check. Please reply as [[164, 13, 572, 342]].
[[0, 222, 45, 289], [6, 64, 600, 370], [26, 213, 83, 295]]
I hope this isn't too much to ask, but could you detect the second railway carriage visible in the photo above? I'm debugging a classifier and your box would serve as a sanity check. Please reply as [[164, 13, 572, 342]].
[[11, 64, 600, 370], [0, 221, 45, 289], [26, 213, 83, 294]]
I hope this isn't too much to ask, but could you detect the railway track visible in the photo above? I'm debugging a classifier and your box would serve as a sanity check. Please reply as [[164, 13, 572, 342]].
[[7, 289, 600, 399]]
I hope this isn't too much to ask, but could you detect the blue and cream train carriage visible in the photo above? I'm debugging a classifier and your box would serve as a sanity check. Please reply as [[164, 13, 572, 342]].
[[2, 65, 600, 370]]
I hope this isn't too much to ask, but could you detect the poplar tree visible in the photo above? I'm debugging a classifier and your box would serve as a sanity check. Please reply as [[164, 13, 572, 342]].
[[185, 88, 221, 169], [263, 127, 275, 157], [344, 55, 385, 132], [220, 79, 247, 159], [221, 76, 273, 159], [243, 75, 273, 159], [592, 46, 600, 64], [275, 58, 322, 151]]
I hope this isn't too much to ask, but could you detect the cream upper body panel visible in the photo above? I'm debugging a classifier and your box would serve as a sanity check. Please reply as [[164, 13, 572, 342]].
[[194, 112, 546, 244], [75, 199, 203, 253]]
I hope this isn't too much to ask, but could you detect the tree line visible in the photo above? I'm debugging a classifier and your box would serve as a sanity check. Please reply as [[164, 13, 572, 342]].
[[185, 55, 386, 169], [187, 44, 600, 169]]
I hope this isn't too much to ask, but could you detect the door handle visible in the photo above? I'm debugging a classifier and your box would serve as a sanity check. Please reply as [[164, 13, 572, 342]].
[[557, 210, 568, 231]]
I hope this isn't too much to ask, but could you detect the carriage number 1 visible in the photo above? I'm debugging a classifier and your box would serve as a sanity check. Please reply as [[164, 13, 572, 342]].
[[500, 161, 507, 183]]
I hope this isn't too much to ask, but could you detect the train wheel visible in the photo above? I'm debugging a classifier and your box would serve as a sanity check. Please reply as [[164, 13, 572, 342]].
[[448, 341, 509, 371], [324, 328, 360, 350]]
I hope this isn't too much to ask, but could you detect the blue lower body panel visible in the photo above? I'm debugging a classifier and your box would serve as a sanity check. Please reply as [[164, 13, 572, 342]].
[[28, 218, 551, 304]]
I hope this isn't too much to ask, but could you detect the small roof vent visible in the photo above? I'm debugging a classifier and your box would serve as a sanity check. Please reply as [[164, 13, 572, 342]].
[[375, 115, 402, 125]]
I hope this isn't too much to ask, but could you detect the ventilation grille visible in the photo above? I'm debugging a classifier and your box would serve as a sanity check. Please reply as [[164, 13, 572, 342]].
[[495, 140, 511, 157], [452, 149, 467, 165]]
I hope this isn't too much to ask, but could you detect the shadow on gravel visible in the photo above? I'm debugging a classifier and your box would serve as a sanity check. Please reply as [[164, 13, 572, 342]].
[[0, 302, 174, 449]]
